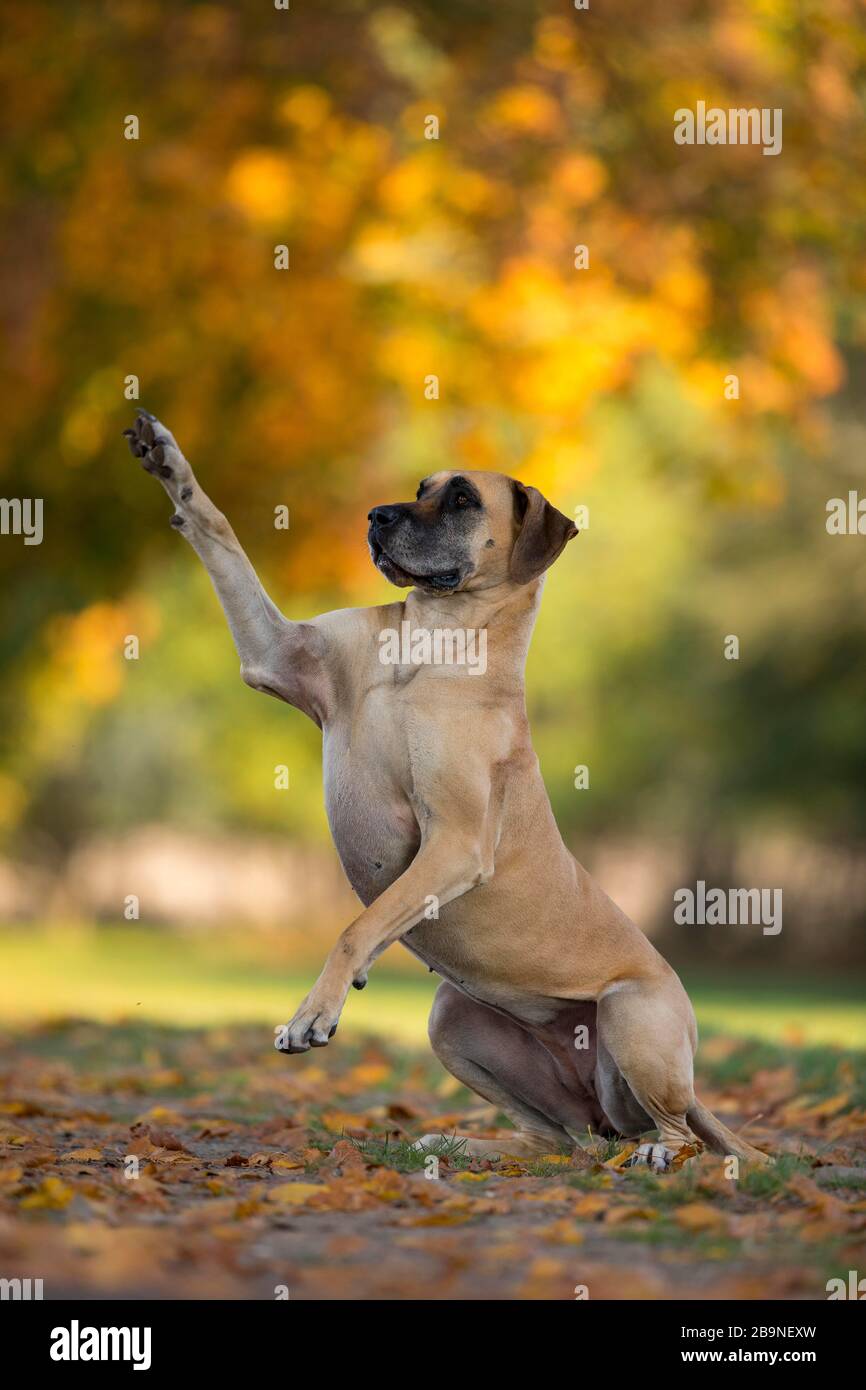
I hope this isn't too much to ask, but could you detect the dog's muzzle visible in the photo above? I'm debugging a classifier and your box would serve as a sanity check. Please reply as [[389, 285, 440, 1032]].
[[367, 506, 462, 591]]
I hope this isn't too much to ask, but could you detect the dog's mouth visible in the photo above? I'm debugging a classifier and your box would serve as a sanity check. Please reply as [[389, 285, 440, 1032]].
[[369, 537, 462, 592]]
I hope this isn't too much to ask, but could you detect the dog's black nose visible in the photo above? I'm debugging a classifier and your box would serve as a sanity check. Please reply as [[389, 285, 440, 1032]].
[[368, 504, 402, 527]]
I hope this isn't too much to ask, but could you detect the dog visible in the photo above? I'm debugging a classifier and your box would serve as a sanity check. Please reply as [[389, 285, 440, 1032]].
[[124, 410, 770, 1170]]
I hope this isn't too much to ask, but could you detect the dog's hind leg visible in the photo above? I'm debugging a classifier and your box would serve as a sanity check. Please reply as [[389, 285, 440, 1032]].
[[597, 972, 770, 1170], [415, 983, 605, 1160], [595, 974, 700, 1172]]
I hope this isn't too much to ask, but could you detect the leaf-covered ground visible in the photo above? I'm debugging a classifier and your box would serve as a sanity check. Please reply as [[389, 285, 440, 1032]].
[[1, 1021, 864, 1301]]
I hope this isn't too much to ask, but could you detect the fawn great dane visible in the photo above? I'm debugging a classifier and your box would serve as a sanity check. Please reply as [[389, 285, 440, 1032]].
[[124, 411, 769, 1169]]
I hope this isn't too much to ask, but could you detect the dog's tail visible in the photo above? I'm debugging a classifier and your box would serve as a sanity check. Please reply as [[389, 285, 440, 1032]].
[[687, 1099, 773, 1165]]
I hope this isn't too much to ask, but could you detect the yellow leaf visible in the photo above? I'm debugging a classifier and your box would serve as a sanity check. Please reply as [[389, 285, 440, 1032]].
[[541, 1218, 584, 1245], [21, 1177, 74, 1210], [61, 1148, 103, 1162], [271, 1156, 305, 1171], [801, 1093, 850, 1120], [572, 1193, 609, 1218], [604, 1143, 638, 1169], [132, 1106, 184, 1126], [267, 1182, 327, 1206], [453, 1171, 488, 1182], [360, 1168, 410, 1201], [320, 1110, 372, 1134]]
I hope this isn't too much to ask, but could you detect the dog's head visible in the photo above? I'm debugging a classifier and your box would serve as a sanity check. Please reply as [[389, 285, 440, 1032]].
[[367, 471, 577, 595]]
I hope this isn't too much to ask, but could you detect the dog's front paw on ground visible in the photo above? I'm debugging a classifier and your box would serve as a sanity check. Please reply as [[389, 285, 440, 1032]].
[[123, 411, 191, 495]]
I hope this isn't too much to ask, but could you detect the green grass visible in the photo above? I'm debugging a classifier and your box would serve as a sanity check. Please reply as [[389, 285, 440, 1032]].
[[0, 924, 437, 1040], [0, 925, 863, 1052], [678, 970, 866, 1049], [351, 1134, 474, 1172]]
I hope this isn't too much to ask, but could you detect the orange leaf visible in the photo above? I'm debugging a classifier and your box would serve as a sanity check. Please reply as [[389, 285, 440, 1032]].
[[572, 1193, 609, 1219], [605, 1204, 658, 1226], [401, 1211, 472, 1226], [674, 1202, 728, 1233], [671, 1141, 704, 1169]]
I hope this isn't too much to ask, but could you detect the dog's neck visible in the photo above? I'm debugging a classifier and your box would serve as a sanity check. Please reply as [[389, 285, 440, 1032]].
[[402, 579, 543, 680]]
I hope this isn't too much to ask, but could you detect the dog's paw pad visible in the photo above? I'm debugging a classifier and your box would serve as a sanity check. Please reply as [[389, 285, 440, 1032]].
[[124, 412, 186, 482]]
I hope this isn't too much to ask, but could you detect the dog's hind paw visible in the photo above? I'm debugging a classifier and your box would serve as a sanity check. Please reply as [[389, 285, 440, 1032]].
[[626, 1142, 679, 1173], [412, 1134, 445, 1152]]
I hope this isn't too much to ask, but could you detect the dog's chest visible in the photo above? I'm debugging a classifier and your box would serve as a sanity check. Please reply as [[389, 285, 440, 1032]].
[[321, 696, 421, 906]]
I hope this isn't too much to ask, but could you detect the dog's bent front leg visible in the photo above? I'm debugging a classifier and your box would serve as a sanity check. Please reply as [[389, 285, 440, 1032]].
[[279, 819, 493, 1053], [125, 411, 328, 723]]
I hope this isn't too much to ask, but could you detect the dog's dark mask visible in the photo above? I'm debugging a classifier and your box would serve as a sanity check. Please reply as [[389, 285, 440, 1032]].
[[367, 475, 483, 592]]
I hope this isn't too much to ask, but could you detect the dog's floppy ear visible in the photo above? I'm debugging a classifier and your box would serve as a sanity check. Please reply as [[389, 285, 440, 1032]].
[[509, 482, 578, 584]]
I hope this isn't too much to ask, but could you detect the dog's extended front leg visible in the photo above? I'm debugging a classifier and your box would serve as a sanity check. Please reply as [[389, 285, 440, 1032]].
[[124, 411, 327, 722], [278, 826, 492, 1052]]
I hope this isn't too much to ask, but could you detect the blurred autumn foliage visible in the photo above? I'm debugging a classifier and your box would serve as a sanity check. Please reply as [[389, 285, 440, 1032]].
[[1, 0, 866, 926]]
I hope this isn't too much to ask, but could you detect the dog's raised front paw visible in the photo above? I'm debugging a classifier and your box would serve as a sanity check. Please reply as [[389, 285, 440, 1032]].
[[275, 993, 342, 1055], [122, 411, 191, 494]]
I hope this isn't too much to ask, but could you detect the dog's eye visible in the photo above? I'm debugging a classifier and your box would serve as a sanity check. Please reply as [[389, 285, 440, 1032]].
[[455, 493, 470, 507]]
